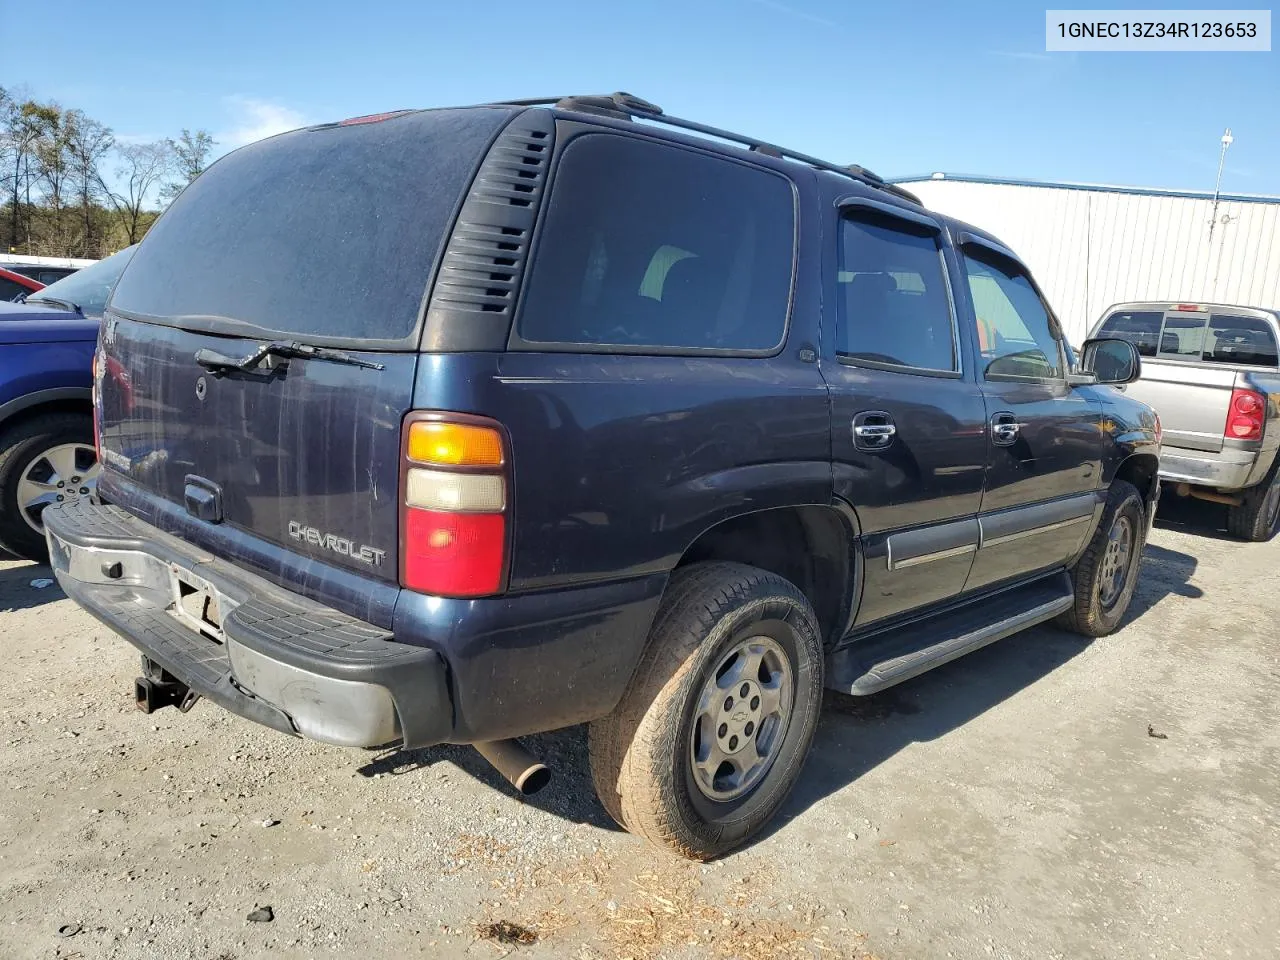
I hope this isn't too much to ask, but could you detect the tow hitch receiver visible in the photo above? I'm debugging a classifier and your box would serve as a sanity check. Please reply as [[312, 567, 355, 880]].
[[134, 665, 201, 714]]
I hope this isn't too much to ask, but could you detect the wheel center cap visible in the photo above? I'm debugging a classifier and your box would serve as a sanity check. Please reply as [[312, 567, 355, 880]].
[[717, 678, 763, 754]]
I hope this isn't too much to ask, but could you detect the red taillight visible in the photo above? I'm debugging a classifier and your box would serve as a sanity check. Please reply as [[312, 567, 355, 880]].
[[402, 510, 505, 596], [399, 414, 508, 598], [1226, 388, 1266, 441]]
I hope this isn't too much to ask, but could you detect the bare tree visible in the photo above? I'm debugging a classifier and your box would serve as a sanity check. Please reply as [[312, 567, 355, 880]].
[[64, 109, 114, 256], [161, 128, 215, 202], [107, 140, 173, 244]]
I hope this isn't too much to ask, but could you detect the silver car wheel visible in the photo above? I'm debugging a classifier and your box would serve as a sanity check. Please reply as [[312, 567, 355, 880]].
[[15, 442, 100, 533], [689, 634, 794, 802]]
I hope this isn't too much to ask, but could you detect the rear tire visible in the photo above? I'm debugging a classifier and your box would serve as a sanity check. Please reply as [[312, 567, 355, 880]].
[[588, 562, 823, 860], [1226, 472, 1280, 542], [0, 412, 97, 561], [1057, 480, 1145, 638]]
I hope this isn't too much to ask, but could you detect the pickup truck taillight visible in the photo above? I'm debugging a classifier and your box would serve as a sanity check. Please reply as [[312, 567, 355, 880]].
[[399, 415, 508, 597], [1225, 388, 1266, 442]]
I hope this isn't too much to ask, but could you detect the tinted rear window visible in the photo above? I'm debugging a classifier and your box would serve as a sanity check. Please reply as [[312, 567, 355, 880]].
[[110, 107, 514, 344], [1206, 314, 1278, 366], [1098, 310, 1161, 357], [517, 134, 794, 352]]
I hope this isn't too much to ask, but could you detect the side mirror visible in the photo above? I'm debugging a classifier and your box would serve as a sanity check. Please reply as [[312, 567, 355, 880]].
[[1075, 337, 1141, 385]]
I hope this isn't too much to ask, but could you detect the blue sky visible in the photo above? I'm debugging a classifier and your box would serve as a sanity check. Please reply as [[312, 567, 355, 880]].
[[4, 0, 1277, 194]]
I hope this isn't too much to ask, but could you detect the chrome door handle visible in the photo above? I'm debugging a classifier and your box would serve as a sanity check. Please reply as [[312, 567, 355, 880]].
[[853, 410, 896, 451], [991, 414, 1021, 446], [854, 424, 897, 441]]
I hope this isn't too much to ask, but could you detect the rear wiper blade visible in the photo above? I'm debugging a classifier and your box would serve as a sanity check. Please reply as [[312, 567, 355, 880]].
[[194, 340, 385, 373], [30, 296, 82, 314]]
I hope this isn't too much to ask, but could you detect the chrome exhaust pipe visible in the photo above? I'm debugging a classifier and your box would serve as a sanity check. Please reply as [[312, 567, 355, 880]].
[[474, 739, 551, 795]]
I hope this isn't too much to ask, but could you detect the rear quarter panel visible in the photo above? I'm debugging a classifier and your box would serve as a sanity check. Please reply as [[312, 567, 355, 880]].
[[410, 352, 832, 592]]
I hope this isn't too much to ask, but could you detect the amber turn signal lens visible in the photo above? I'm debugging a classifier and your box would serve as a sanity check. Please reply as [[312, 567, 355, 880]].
[[406, 421, 504, 467]]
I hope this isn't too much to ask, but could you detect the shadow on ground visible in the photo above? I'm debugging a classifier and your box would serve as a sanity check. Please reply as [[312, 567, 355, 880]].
[[0, 558, 62, 613], [764, 537, 1201, 843], [356, 723, 620, 832], [1153, 491, 1236, 541], [355, 539, 1203, 846]]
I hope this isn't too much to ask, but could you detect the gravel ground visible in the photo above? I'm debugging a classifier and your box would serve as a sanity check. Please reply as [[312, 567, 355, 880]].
[[1, 495, 1277, 960]]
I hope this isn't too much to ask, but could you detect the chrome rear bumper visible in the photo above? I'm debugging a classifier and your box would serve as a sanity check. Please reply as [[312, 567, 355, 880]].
[[43, 499, 452, 749]]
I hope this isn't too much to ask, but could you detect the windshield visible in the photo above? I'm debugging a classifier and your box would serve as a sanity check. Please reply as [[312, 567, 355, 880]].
[[28, 246, 137, 318]]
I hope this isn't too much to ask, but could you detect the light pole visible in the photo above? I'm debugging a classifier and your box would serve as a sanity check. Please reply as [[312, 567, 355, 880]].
[[1209, 127, 1233, 242]]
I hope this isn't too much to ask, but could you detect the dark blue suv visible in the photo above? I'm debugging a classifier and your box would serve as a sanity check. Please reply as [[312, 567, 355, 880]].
[[44, 95, 1159, 858]]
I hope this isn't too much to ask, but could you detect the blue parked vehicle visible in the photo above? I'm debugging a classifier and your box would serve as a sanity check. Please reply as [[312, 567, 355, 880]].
[[44, 97, 1157, 859], [0, 247, 134, 558]]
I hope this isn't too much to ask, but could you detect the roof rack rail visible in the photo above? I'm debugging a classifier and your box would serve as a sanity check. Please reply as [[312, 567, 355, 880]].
[[495, 92, 921, 205]]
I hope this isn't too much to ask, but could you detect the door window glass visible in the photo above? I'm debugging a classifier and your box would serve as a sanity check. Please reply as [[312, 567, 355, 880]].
[[963, 250, 1062, 380], [836, 213, 956, 372]]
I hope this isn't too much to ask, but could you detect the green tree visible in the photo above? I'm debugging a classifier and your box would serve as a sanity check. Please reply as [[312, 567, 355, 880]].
[[31, 101, 71, 253], [2, 95, 58, 253]]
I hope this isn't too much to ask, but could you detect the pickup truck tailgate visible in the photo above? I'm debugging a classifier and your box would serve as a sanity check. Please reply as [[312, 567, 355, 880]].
[[1128, 360, 1233, 453]]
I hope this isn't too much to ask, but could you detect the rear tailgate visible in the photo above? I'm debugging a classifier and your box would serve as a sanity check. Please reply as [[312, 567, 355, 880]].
[[98, 317, 412, 580], [97, 105, 518, 583], [1127, 359, 1233, 453]]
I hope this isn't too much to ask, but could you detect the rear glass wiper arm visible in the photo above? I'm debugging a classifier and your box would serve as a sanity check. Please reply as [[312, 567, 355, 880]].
[[194, 340, 385, 373]]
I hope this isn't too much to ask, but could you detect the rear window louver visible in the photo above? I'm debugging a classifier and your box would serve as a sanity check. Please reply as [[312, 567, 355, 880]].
[[421, 109, 555, 351]]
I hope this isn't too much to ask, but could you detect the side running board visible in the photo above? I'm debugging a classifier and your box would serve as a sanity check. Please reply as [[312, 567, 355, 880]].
[[826, 572, 1074, 696]]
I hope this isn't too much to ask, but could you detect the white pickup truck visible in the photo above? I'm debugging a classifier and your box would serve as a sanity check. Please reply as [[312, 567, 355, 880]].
[[1090, 302, 1280, 541]]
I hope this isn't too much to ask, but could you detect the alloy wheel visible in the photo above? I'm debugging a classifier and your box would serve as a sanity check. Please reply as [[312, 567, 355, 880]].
[[689, 635, 794, 802], [15, 442, 100, 534]]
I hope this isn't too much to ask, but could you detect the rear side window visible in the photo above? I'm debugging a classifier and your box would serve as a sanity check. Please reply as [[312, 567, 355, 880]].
[[836, 213, 956, 372], [516, 134, 794, 353], [109, 107, 515, 344], [1098, 310, 1161, 357]]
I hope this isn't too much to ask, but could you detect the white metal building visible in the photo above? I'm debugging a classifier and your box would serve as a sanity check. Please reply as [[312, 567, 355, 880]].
[[894, 173, 1280, 345]]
